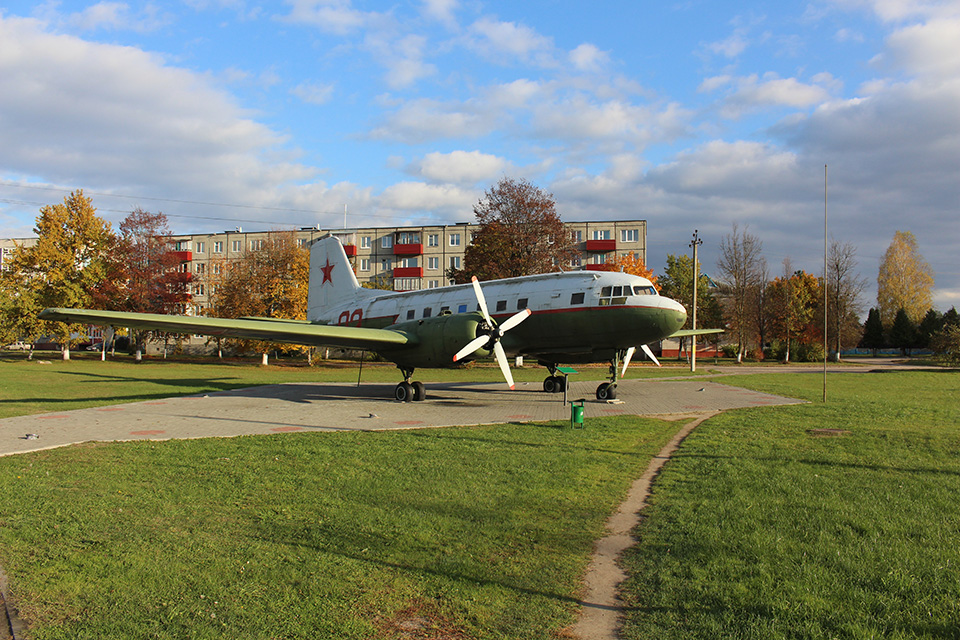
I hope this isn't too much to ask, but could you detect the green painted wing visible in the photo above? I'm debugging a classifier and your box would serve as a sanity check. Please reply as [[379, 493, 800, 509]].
[[38, 308, 413, 350], [668, 328, 725, 338]]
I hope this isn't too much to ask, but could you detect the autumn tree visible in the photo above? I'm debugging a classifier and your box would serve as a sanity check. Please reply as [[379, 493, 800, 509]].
[[825, 240, 866, 359], [5, 191, 115, 359], [715, 224, 765, 362], [598, 252, 659, 287], [877, 231, 934, 324], [93, 209, 192, 354], [449, 178, 578, 282], [766, 269, 820, 363], [211, 230, 308, 363]]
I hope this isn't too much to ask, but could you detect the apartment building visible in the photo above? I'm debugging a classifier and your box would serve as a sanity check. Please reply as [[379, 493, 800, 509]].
[[171, 220, 647, 317]]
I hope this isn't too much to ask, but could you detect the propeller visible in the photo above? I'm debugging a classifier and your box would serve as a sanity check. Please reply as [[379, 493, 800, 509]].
[[621, 344, 661, 377], [453, 276, 532, 390]]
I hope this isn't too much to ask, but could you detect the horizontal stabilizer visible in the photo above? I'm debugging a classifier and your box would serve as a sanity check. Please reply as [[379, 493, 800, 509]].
[[669, 328, 724, 338]]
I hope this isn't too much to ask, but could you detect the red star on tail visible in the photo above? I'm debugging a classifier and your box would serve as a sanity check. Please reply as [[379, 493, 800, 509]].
[[320, 258, 335, 284]]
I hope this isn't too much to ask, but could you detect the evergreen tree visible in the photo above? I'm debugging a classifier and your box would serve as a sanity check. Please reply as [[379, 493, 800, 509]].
[[942, 306, 959, 329], [888, 308, 917, 356], [916, 309, 943, 349], [859, 307, 885, 355]]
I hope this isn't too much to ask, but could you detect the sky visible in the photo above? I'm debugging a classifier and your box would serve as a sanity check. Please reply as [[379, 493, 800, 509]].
[[1, 0, 958, 311]]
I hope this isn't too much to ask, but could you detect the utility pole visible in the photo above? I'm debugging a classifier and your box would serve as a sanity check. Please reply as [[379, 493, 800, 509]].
[[689, 230, 703, 372]]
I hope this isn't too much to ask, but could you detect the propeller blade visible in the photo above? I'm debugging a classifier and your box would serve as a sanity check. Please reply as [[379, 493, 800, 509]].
[[453, 334, 490, 363], [621, 346, 635, 377], [498, 307, 532, 334], [471, 276, 492, 324], [493, 342, 515, 390], [641, 344, 662, 367]]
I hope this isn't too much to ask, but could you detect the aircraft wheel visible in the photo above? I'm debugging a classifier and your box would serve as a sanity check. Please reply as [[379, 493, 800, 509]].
[[412, 381, 426, 401], [395, 381, 414, 402], [554, 375, 566, 392], [543, 377, 557, 393], [596, 383, 617, 401]]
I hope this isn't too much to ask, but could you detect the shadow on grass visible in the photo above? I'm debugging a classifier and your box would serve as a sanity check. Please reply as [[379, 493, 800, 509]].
[[676, 452, 960, 477]]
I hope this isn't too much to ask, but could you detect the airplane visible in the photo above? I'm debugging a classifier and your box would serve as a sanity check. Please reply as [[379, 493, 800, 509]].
[[40, 235, 722, 402]]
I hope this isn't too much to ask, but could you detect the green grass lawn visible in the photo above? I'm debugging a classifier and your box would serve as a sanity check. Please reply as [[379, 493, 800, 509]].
[[0, 413, 681, 639], [0, 352, 701, 419], [620, 370, 960, 639]]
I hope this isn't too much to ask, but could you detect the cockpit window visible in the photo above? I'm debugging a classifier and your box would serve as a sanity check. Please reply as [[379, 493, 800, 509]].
[[633, 285, 657, 296]]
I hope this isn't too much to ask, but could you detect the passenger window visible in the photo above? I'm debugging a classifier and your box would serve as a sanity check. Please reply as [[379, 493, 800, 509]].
[[517, 298, 528, 310], [423, 308, 432, 318], [571, 292, 585, 305], [458, 304, 467, 313], [496, 300, 507, 312], [406, 310, 415, 320]]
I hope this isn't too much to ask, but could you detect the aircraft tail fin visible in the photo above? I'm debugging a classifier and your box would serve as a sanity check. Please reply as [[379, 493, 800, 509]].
[[307, 236, 377, 322]]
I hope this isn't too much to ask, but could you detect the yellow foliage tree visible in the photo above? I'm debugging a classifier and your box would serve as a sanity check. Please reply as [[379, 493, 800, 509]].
[[210, 230, 309, 361], [877, 231, 934, 324], [604, 251, 659, 289]]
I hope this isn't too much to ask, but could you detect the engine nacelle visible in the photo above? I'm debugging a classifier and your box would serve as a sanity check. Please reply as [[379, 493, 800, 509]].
[[381, 312, 487, 369]]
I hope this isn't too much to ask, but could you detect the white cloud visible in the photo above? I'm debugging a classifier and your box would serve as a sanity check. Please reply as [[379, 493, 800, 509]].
[[420, 0, 458, 28], [0, 14, 316, 221], [378, 181, 476, 212], [291, 80, 335, 105], [465, 17, 555, 65], [880, 17, 960, 78], [830, 0, 960, 22], [281, 0, 380, 35], [368, 98, 495, 143], [703, 26, 751, 58], [569, 43, 609, 72], [411, 150, 509, 184], [706, 73, 833, 118]]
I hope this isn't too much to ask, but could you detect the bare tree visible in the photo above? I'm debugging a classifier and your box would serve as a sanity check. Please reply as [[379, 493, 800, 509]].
[[826, 240, 866, 360], [716, 223, 765, 362]]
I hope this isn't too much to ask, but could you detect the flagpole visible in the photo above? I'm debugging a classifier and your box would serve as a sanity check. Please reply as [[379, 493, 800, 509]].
[[823, 164, 828, 402]]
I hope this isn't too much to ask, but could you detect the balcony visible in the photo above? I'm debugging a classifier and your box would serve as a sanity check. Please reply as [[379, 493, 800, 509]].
[[585, 239, 616, 252], [393, 267, 423, 278], [393, 243, 423, 256], [584, 264, 611, 271], [171, 250, 193, 261], [343, 244, 357, 257]]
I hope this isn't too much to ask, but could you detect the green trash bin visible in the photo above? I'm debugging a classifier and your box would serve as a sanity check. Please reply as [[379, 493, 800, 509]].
[[570, 399, 585, 429]]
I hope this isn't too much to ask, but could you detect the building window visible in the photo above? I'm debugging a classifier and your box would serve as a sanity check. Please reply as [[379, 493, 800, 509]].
[[449, 233, 461, 247], [361, 236, 371, 249], [195, 263, 205, 275], [194, 283, 205, 296], [174, 240, 190, 251], [593, 229, 611, 240], [398, 232, 420, 244], [214, 241, 223, 253], [427, 234, 439, 247], [400, 257, 418, 268], [381, 235, 393, 249], [429, 280, 440, 289], [621, 229, 639, 243], [231, 240, 242, 252], [381, 258, 393, 271], [571, 230, 582, 243], [449, 256, 461, 270], [298, 238, 308, 247], [212, 263, 222, 276], [595, 254, 607, 264], [360, 258, 370, 271], [250, 239, 264, 251], [395, 278, 420, 291], [571, 255, 582, 267], [427, 257, 439, 270], [196, 241, 205, 253]]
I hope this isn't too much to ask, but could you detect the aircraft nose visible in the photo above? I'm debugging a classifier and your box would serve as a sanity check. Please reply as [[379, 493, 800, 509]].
[[661, 297, 687, 332]]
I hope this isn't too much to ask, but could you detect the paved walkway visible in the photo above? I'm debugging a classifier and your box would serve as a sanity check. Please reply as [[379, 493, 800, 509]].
[[0, 377, 803, 457]]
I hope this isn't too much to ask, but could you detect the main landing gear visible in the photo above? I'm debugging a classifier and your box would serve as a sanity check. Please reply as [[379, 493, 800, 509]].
[[594, 351, 626, 401], [395, 368, 426, 402], [540, 364, 567, 394]]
